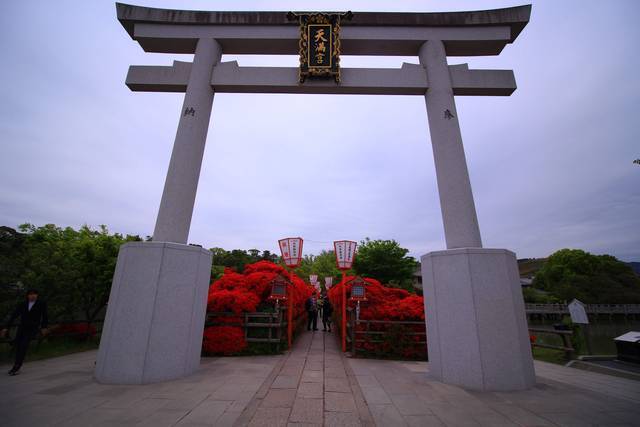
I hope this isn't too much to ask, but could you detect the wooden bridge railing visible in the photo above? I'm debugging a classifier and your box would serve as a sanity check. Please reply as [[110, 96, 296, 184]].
[[525, 303, 640, 315], [345, 308, 427, 359], [205, 308, 307, 351], [528, 327, 574, 359]]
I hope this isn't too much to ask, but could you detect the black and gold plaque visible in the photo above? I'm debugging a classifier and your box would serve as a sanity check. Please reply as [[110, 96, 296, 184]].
[[289, 12, 352, 83]]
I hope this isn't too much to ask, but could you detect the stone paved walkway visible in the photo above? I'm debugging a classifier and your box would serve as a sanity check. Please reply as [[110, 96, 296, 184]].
[[2, 332, 640, 426], [348, 357, 640, 426], [237, 330, 373, 426], [0, 349, 281, 426]]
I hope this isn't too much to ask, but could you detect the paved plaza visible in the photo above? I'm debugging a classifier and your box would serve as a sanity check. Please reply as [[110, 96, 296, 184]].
[[1, 331, 640, 426]]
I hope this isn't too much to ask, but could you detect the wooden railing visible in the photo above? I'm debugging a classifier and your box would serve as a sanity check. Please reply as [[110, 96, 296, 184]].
[[345, 308, 427, 359], [205, 308, 307, 351], [526, 303, 640, 315], [528, 327, 574, 359]]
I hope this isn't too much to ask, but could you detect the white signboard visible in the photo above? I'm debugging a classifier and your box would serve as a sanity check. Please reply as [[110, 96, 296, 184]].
[[334, 240, 357, 270], [568, 299, 589, 324]]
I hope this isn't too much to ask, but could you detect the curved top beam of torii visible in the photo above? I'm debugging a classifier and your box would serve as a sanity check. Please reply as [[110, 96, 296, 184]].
[[118, 4, 531, 96], [116, 3, 531, 56]]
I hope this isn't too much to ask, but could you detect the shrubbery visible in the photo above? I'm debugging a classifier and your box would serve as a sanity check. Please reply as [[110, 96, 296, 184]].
[[202, 261, 313, 355], [327, 276, 426, 359]]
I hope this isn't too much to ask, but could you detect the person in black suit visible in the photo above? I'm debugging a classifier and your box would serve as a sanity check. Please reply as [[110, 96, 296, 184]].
[[322, 297, 333, 332], [1, 289, 49, 375], [305, 295, 318, 331]]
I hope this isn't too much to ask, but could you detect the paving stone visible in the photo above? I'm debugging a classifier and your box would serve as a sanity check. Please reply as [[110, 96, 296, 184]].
[[404, 414, 446, 427], [290, 398, 323, 423], [273, 375, 300, 389], [301, 370, 323, 383], [175, 399, 231, 424], [360, 386, 392, 405], [297, 381, 323, 399], [325, 367, 347, 379], [261, 388, 297, 408], [324, 411, 362, 426], [305, 361, 324, 371], [249, 407, 291, 427], [137, 409, 191, 427], [325, 377, 351, 393], [389, 393, 434, 416], [426, 403, 482, 427], [215, 410, 243, 427], [471, 410, 519, 427], [325, 391, 357, 413], [368, 403, 407, 427], [353, 375, 380, 388]]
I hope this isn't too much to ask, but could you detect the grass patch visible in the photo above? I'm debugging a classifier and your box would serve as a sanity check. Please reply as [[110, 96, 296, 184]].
[[532, 346, 567, 365], [0, 337, 99, 366]]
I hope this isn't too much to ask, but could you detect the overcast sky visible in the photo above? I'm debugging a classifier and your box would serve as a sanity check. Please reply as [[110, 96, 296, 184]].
[[1, 0, 638, 261]]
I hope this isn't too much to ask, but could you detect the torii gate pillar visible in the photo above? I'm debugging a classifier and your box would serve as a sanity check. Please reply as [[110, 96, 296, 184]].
[[419, 40, 534, 390]]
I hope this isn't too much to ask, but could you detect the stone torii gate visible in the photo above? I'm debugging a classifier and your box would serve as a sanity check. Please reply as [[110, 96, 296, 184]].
[[96, 3, 534, 391]]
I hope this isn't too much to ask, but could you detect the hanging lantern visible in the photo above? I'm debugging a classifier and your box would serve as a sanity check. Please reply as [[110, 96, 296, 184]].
[[324, 276, 333, 288], [269, 276, 289, 301], [349, 277, 367, 301], [309, 274, 318, 285], [279, 237, 304, 268], [334, 240, 357, 270]]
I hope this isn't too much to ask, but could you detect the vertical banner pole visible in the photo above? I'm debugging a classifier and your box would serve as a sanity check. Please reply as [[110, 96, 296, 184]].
[[288, 283, 293, 348], [342, 270, 347, 352]]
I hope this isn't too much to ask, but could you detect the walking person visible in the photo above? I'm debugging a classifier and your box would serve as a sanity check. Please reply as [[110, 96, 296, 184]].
[[1, 289, 49, 376], [305, 294, 318, 331], [322, 296, 333, 332]]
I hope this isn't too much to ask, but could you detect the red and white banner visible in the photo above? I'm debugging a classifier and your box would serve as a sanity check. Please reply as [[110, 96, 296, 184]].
[[325, 277, 333, 288], [334, 240, 357, 270], [278, 237, 303, 268]]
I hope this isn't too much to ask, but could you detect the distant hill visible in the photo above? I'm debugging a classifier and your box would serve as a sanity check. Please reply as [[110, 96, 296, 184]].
[[517, 258, 640, 278], [517, 258, 546, 278]]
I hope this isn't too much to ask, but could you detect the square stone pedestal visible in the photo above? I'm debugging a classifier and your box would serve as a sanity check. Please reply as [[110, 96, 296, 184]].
[[95, 241, 212, 384], [421, 248, 535, 391]]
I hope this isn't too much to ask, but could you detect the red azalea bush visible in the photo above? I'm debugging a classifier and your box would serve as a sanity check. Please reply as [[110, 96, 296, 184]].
[[202, 326, 247, 355], [51, 323, 97, 340], [203, 261, 314, 356], [327, 276, 427, 360]]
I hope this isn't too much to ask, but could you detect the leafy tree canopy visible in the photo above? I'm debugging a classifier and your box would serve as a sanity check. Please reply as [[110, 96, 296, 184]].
[[352, 238, 418, 292], [295, 250, 344, 286], [1, 224, 142, 322], [209, 247, 279, 280], [533, 249, 640, 303]]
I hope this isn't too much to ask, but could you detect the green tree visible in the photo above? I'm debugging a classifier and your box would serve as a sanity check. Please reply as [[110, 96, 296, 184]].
[[1, 224, 141, 323], [208, 247, 280, 281], [352, 238, 418, 292], [295, 251, 343, 287], [533, 249, 640, 303], [0, 226, 27, 318]]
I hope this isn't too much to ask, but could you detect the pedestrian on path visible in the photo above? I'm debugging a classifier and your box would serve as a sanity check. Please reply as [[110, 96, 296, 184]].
[[322, 296, 333, 332], [1, 289, 49, 376], [305, 295, 318, 331]]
